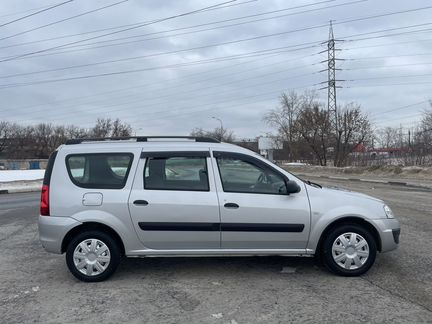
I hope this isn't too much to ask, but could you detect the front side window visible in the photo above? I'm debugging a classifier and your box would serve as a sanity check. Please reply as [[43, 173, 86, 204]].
[[216, 155, 286, 194], [144, 156, 209, 191], [66, 153, 133, 189]]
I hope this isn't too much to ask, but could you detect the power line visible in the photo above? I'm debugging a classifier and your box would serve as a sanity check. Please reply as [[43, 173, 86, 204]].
[[368, 100, 430, 118], [347, 73, 432, 81], [35, 0, 361, 52], [0, 3, 65, 19], [3, 10, 432, 65], [374, 112, 424, 125], [17, 82, 319, 125], [347, 81, 432, 88], [0, 46, 316, 114], [344, 25, 432, 42], [345, 53, 432, 61], [0, 44, 319, 80], [1, 54, 320, 120], [345, 61, 432, 70], [0, 0, 242, 62], [4, 27, 431, 88], [3, 35, 432, 81], [14, 68, 318, 122], [0, 1, 129, 40], [5, 3, 432, 62], [0, 44, 319, 89], [2, 16, 431, 79], [343, 38, 432, 51], [0, 0, 338, 50], [0, 1, 74, 28]]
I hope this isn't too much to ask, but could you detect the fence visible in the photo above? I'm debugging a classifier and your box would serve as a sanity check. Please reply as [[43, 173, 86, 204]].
[[0, 159, 48, 170]]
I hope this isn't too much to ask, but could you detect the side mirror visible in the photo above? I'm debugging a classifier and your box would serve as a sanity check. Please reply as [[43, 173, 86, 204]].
[[284, 179, 301, 195]]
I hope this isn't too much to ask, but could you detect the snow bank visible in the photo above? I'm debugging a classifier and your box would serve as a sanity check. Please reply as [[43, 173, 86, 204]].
[[0, 170, 45, 182]]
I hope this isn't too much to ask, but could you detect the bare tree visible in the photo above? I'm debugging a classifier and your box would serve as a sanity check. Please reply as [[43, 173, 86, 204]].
[[333, 103, 372, 167], [264, 91, 319, 160], [111, 118, 132, 137], [8, 124, 35, 159], [190, 127, 235, 142], [0, 121, 11, 155], [91, 118, 132, 138], [375, 126, 400, 148], [91, 118, 113, 138], [293, 103, 331, 166], [65, 125, 88, 139]]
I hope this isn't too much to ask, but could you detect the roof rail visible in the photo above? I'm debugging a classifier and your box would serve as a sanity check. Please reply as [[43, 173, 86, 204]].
[[65, 136, 220, 145]]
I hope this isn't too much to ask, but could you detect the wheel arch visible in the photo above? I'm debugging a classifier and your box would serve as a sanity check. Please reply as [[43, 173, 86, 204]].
[[315, 216, 382, 254], [61, 222, 125, 255]]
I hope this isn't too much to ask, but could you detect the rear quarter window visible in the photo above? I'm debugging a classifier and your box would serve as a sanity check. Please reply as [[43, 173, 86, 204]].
[[66, 153, 133, 189]]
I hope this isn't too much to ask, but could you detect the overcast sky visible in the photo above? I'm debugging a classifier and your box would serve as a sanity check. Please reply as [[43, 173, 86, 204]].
[[0, 0, 431, 138]]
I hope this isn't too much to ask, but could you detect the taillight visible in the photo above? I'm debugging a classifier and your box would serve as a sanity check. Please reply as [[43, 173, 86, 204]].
[[40, 185, 50, 216]]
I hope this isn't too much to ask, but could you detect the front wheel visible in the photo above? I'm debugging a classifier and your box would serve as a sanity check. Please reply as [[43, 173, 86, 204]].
[[321, 224, 377, 276], [66, 231, 121, 282]]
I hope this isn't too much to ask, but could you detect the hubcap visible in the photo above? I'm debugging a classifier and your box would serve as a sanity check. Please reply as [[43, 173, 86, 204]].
[[332, 232, 369, 270], [73, 239, 111, 276]]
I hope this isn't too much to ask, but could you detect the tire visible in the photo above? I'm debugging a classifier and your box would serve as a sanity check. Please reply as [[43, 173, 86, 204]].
[[66, 230, 121, 282], [321, 224, 377, 276]]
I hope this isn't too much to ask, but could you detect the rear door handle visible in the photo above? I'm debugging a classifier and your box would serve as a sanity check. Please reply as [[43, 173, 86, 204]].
[[224, 203, 239, 209], [133, 200, 148, 206]]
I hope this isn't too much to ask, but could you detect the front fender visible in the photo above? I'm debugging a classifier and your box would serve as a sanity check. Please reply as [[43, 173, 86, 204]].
[[306, 205, 379, 252]]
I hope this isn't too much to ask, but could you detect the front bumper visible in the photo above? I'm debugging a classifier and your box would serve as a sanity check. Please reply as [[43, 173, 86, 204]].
[[38, 215, 82, 254], [370, 218, 401, 253]]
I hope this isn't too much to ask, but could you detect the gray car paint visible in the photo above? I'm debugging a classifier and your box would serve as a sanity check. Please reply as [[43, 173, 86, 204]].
[[39, 141, 400, 257]]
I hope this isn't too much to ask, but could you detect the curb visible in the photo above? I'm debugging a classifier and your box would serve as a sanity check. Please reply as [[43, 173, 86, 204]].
[[0, 187, 41, 194], [296, 174, 432, 190], [0, 179, 42, 194]]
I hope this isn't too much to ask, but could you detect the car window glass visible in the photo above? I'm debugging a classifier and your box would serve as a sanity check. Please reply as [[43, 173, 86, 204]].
[[66, 153, 133, 189], [216, 156, 286, 194], [144, 156, 209, 191]]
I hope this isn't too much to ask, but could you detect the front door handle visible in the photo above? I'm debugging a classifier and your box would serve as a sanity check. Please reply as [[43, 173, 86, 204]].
[[133, 200, 148, 206], [224, 203, 239, 209]]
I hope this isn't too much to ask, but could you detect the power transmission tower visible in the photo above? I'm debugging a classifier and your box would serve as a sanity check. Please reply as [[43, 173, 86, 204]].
[[319, 21, 344, 129]]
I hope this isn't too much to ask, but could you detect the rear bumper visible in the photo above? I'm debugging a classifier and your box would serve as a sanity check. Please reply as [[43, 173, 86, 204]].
[[38, 215, 81, 254], [370, 218, 401, 253]]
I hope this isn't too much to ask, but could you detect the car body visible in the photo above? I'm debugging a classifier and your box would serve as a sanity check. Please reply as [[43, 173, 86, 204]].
[[38, 136, 400, 281]]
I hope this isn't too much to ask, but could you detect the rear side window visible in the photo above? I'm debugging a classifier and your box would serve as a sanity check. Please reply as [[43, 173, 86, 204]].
[[43, 151, 58, 185], [66, 153, 133, 189], [144, 156, 209, 191]]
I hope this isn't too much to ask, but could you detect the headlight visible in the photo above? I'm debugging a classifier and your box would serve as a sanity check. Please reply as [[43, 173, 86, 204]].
[[383, 205, 394, 219]]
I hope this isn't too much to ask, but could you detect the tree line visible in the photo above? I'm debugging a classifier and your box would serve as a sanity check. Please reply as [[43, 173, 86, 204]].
[[264, 91, 373, 166], [0, 118, 132, 159], [1, 92, 431, 165], [264, 91, 432, 166]]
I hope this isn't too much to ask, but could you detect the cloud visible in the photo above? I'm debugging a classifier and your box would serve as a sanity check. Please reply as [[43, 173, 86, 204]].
[[0, 0, 431, 137]]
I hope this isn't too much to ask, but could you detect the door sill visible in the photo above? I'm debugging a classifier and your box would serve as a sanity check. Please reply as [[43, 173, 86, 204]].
[[127, 248, 313, 257]]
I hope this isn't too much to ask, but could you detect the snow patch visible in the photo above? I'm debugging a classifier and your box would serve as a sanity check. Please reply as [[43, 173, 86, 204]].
[[0, 170, 45, 182]]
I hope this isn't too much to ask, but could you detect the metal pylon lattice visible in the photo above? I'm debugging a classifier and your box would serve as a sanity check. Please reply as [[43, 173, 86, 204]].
[[327, 20, 337, 129]]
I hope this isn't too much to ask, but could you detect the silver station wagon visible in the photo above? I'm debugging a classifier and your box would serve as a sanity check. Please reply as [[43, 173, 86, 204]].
[[38, 136, 400, 282]]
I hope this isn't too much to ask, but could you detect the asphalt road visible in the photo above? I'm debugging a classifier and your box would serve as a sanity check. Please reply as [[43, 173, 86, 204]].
[[1, 179, 431, 323]]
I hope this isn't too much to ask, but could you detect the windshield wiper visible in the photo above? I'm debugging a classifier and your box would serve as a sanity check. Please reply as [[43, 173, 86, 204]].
[[304, 180, 322, 188]]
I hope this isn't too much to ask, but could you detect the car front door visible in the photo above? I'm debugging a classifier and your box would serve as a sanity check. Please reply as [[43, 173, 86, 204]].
[[212, 151, 310, 250], [128, 150, 220, 250]]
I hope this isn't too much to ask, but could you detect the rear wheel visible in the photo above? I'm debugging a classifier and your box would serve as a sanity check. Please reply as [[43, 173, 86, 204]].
[[321, 224, 377, 276], [66, 231, 121, 282]]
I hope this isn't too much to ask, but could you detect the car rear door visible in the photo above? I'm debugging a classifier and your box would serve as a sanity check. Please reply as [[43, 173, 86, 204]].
[[212, 151, 310, 250], [128, 150, 221, 250]]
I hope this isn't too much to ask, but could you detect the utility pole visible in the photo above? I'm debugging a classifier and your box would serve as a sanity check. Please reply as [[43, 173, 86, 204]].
[[211, 116, 224, 141]]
